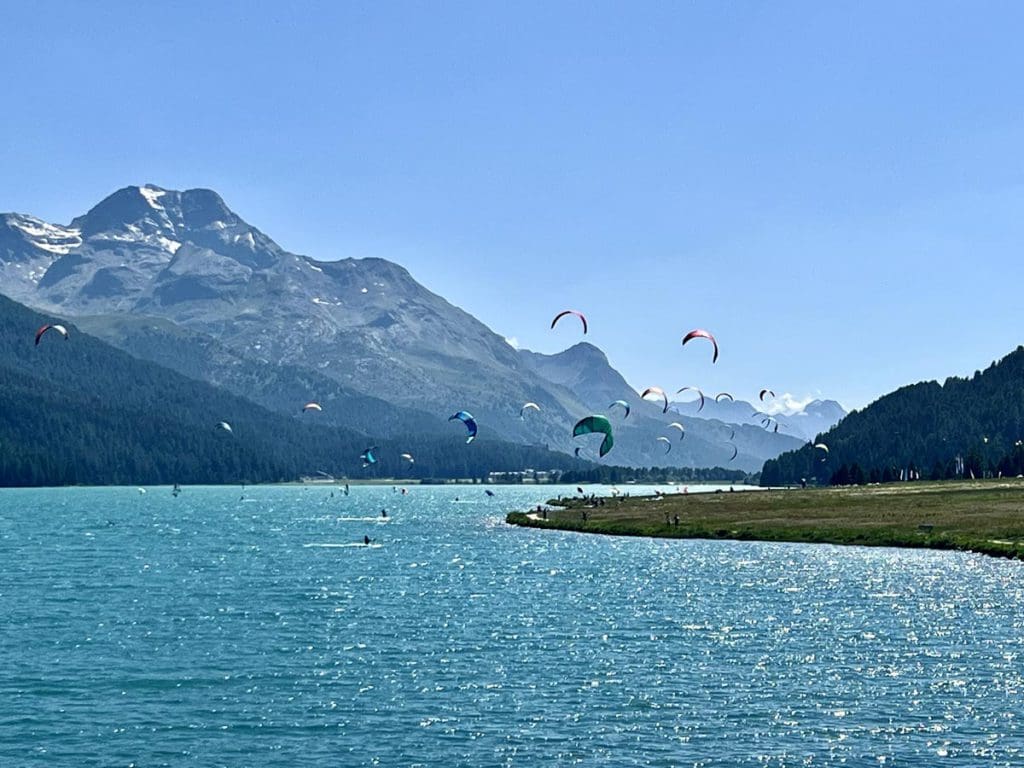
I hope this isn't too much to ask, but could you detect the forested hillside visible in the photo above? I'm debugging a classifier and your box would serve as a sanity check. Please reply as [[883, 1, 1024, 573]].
[[0, 296, 590, 485], [761, 347, 1024, 486]]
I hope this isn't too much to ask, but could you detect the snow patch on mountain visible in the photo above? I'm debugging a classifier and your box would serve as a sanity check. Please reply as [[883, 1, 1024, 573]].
[[158, 236, 182, 254], [3, 214, 82, 257], [139, 185, 167, 209], [761, 393, 820, 416]]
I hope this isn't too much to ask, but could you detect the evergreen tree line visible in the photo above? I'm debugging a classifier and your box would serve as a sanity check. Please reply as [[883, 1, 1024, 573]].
[[0, 297, 587, 486], [761, 346, 1024, 486], [555, 465, 752, 485]]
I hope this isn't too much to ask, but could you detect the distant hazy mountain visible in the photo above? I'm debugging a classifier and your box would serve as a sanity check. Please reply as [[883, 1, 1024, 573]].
[[519, 342, 805, 470], [1, 184, 810, 471], [784, 399, 848, 441], [670, 396, 846, 442]]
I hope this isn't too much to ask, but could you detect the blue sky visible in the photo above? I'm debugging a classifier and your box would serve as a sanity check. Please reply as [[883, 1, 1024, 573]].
[[4, 1, 1024, 411]]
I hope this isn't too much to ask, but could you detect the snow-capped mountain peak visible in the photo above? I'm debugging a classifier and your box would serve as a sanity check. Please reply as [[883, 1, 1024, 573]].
[[0, 213, 82, 291], [0, 183, 823, 470], [138, 184, 167, 209], [1, 213, 81, 257]]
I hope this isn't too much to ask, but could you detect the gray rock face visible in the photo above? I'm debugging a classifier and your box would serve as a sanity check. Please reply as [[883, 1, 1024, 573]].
[[1, 184, 818, 470], [0, 213, 82, 304]]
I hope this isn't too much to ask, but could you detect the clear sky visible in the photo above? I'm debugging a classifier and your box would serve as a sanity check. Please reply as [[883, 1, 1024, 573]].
[[4, 1, 1024, 411]]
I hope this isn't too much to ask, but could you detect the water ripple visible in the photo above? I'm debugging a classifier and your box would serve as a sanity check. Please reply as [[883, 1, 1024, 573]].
[[1, 484, 1023, 765]]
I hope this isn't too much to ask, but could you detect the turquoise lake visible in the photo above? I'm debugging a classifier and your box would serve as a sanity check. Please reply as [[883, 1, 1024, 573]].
[[1, 484, 1023, 766]]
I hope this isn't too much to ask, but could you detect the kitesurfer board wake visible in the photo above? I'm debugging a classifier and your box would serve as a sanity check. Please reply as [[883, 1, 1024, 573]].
[[303, 542, 383, 548]]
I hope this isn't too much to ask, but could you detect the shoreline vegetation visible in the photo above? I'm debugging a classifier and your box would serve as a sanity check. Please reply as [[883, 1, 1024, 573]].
[[0, 479, 743, 490], [506, 479, 1024, 561]]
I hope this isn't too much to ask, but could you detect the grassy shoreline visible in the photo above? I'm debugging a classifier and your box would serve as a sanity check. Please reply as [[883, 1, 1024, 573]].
[[506, 480, 1024, 561]]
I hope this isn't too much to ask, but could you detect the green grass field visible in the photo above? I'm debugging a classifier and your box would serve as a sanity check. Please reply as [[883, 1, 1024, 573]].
[[506, 480, 1024, 560]]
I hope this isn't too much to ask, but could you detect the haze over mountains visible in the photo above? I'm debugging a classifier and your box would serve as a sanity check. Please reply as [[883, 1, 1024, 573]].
[[0, 185, 845, 472], [671, 396, 847, 443]]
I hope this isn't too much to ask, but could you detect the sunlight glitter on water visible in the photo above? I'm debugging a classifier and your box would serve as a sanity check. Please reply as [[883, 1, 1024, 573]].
[[1, 484, 1023, 766]]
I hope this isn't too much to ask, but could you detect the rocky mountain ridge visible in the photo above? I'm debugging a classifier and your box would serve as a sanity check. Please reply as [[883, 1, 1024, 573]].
[[1, 184, 827, 471]]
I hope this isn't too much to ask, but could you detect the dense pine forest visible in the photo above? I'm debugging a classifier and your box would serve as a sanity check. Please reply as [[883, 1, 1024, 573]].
[[0, 296, 592, 485], [0, 296, 750, 487], [761, 347, 1024, 486]]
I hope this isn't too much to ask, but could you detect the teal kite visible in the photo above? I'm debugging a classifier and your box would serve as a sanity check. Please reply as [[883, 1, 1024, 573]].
[[573, 415, 614, 458]]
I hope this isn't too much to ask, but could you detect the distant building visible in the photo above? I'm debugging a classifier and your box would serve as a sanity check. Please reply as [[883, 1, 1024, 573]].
[[487, 469, 562, 484]]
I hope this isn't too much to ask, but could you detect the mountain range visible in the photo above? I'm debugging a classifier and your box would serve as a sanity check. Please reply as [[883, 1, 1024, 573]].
[[670, 396, 847, 443], [1, 185, 845, 472]]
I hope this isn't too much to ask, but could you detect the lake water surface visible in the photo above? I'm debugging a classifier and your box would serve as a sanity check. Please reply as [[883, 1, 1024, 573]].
[[1, 484, 1023, 766]]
